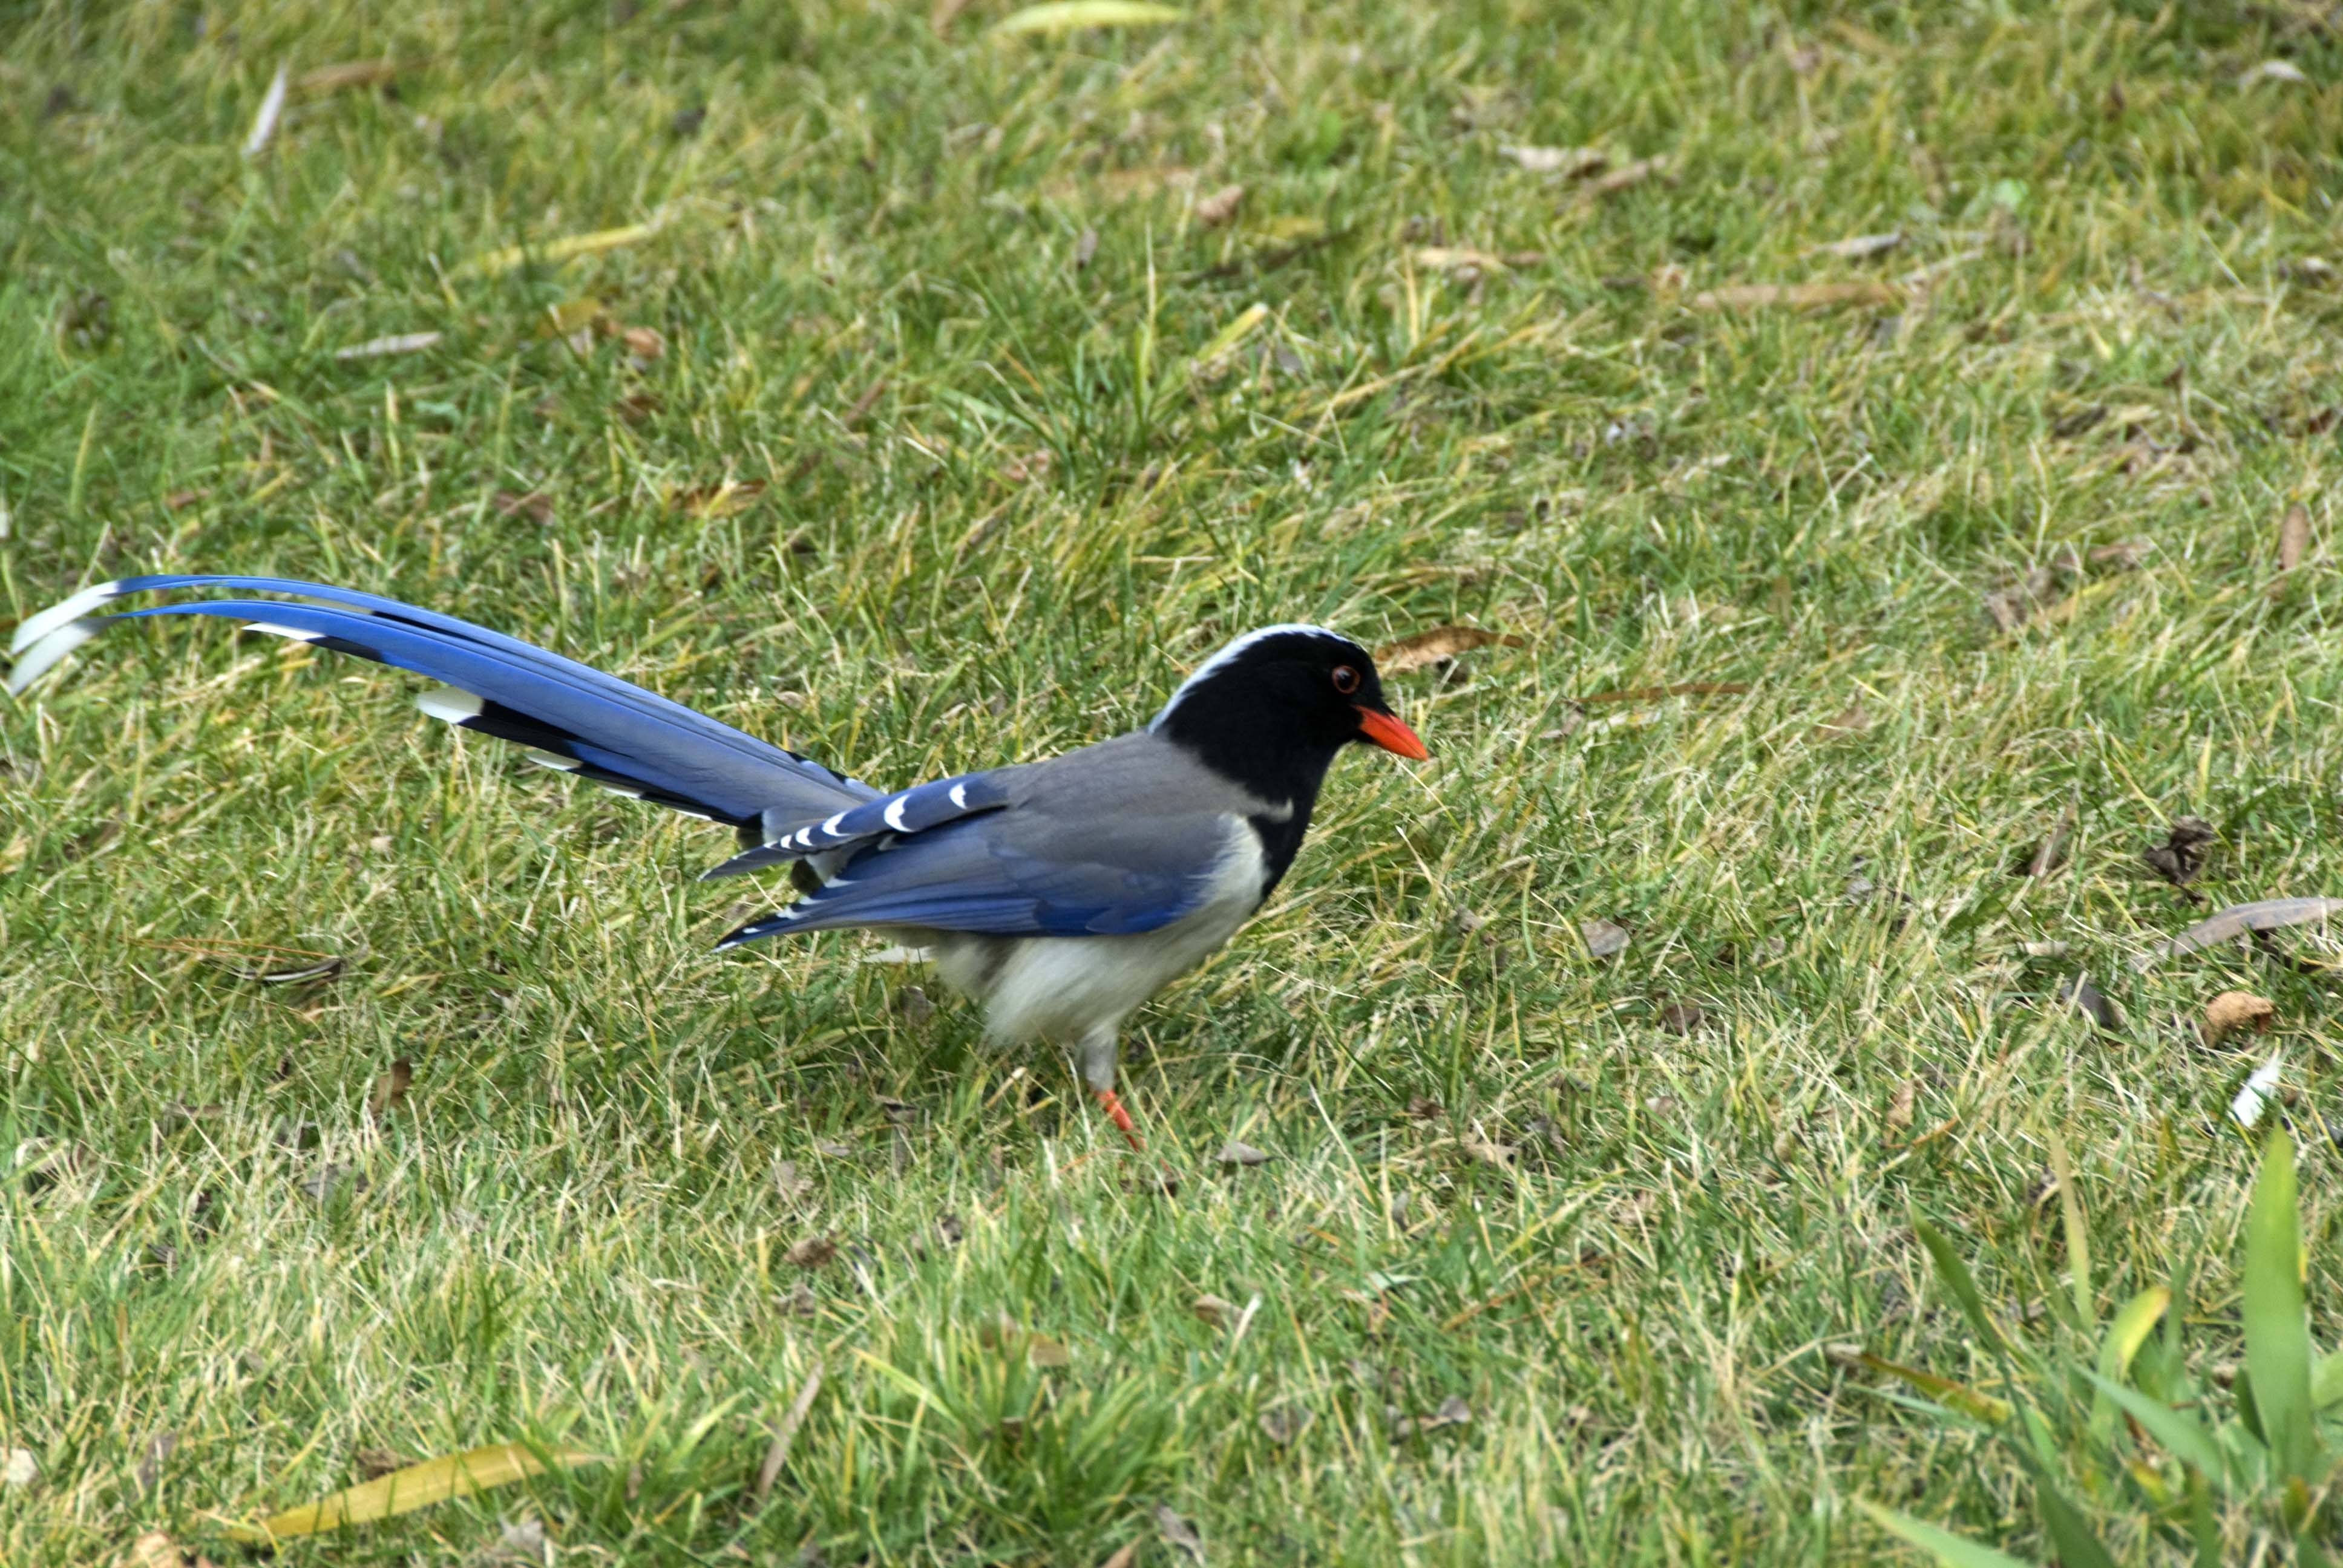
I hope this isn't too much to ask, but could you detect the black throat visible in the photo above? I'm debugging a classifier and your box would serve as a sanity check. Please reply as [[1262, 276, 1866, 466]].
[[1155, 709, 1345, 895]]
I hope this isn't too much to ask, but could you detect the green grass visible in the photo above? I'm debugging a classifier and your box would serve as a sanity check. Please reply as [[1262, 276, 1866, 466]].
[[3, 0, 2342, 1561]]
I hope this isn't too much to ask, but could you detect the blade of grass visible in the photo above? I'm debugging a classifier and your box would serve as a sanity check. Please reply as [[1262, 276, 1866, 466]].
[[2243, 1126, 2318, 1482], [1858, 1501, 2040, 1568]]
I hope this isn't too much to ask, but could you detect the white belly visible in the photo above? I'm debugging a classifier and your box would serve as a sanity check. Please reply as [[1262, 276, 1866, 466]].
[[923, 815, 1267, 1046]]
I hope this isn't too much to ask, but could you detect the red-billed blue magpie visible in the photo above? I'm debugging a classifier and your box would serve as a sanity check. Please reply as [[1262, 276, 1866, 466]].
[[8, 577, 1427, 1147]]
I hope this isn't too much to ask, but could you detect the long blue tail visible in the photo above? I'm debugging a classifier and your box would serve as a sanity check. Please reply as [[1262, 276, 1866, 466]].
[[6, 574, 876, 829]]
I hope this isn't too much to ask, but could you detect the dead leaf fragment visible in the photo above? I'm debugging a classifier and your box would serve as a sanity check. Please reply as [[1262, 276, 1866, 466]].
[[135, 1431, 177, 1498], [2204, 990, 2276, 1044], [354, 1447, 404, 1480], [2276, 501, 2310, 578], [2247, 58, 2309, 84], [1097, 1548, 1138, 1568], [1191, 1293, 1239, 1327], [493, 489, 553, 524], [1576, 681, 1749, 704], [1256, 1404, 1312, 1444], [1815, 703, 1871, 738], [1688, 281, 1899, 311], [1656, 1001, 1705, 1035], [783, 1235, 838, 1269], [1373, 625, 1527, 674], [1884, 1079, 1915, 1132], [1391, 1394, 1473, 1439], [297, 60, 402, 96], [1504, 143, 1607, 177], [1805, 231, 1902, 261], [2028, 804, 2074, 878], [1194, 183, 1246, 227], [367, 1059, 413, 1120], [755, 1367, 824, 1504], [4, 1446, 36, 1489], [1156, 1503, 1205, 1561], [1579, 918, 1629, 959], [1582, 154, 1668, 197], [2135, 897, 2343, 970], [620, 325, 666, 361], [2143, 817, 2216, 887], [120, 1532, 204, 1568], [2055, 973, 2123, 1033], [1073, 226, 1099, 269], [1216, 1139, 1270, 1168]]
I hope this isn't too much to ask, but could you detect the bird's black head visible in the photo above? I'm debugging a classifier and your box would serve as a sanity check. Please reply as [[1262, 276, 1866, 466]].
[[1149, 625, 1427, 807]]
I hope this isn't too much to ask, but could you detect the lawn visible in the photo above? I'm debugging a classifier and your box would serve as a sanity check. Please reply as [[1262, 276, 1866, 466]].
[[4, 0, 2342, 1562]]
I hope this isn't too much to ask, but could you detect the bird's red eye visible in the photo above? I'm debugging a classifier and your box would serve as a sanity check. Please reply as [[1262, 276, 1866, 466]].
[[1331, 665, 1360, 695]]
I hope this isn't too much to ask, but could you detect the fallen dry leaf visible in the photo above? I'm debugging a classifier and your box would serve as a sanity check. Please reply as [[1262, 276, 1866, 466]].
[[1689, 281, 1899, 311], [1580, 918, 1629, 959], [4, 1447, 36, 1489], [354, 1447, 404, 1481], [620, 325, 666, 361], [2143, 817, 2217, 887], [2277, 501, 2311, 577], [669, 480, 765, 518], [1503, 143, 1607, 177], [1814, 703, 1871, 738], [1805, 230, 1902, 260], [120, 1532, 208, 1568], [2135, 897, 2343, 970], [1194, 183, 1247, 226], [366, 1059, 412, 1120], [2029, 803, 2075, 878], [1576, 681, 1748, 704], [755, 1367, 824, 1503], [1216, 1139, 1270, 1168], [1581, 154, 1668, 197], [1372, 625, 1528, 674], [1156, 1503, 1205, 1561], [2204, 990, 2276, 1044], [2056, 973, 2123, 1033], [1073, 226, 1099, 269], [1656, 1001, 1705, 1035], [1391, 1394, 1473, 1440], [493, 489, 553, 524], [1256, 1404, 1313, 1445], [1097, 1547, 1138, 1568], [224, 1442, 599, 1542], [135, 1431, 176, 1498], [1885, 1079, 1915, 1132], [2247, 58, 2309, 84], [783, 1236, 838, 1269], [1413, 246, 1542, 276], [1191, 1293, 1239, 1328], [297, 60, 402, 95]]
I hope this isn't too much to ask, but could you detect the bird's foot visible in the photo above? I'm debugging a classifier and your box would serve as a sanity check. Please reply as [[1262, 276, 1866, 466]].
[[1092, 1087, 1145, 1152]]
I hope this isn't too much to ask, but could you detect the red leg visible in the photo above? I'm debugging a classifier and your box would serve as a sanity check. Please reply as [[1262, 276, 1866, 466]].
[[1092, 1087, 1145, 1151]]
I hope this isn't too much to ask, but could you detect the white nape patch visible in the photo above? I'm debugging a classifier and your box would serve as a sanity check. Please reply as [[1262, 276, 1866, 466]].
[[242, 620, 324, 642], [5, 619, 100, 695], [1148, 622, 1352, 730], [883, 797, 912, 832], [949, 783, 969, 810], [10, 581, 122, 656], [523, 748, 580, 771], [415, 686, 485, 725]]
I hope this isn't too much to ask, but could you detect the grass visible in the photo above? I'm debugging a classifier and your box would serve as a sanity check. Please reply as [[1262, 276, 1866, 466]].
[[2, 0, 2341, 1561]]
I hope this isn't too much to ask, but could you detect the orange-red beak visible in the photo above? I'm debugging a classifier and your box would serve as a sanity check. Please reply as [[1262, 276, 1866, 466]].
[[1354, 706, 1429, 760]]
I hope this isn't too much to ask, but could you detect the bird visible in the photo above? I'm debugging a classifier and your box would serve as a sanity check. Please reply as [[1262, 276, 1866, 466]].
[[7, 575, 1428, 1148]]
